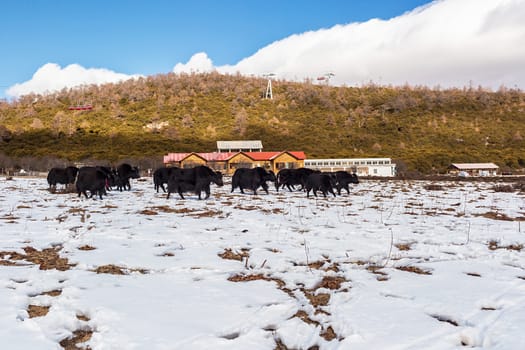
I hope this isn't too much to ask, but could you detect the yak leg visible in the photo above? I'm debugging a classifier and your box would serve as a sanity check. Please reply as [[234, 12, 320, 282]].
[[204, 185, 211, 199]]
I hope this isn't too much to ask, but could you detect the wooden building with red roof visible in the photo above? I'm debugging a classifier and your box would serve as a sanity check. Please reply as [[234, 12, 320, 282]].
[[163, 150, 305, 175]]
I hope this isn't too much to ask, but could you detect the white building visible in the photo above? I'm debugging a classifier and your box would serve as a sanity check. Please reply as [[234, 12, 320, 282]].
[[217, 140, 263, 153], [305, 158, 397, 177]]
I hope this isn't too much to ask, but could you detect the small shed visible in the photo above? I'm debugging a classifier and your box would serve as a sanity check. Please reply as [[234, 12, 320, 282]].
[[448, 163, 499, 177]]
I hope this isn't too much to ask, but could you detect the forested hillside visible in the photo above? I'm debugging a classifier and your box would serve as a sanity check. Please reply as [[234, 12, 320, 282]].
[[1, 72, 524, 174]]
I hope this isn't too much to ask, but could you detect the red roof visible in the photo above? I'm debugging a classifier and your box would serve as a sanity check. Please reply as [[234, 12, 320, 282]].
[[164, 151, 306, 163], [199, 152, 238, 161], [163, 153, 190, 163]]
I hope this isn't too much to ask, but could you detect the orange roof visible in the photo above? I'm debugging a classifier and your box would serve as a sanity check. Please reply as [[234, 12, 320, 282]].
[[244, 152, 280, 161], [286, 151, 306, 160], [244, 151, 306, 161]]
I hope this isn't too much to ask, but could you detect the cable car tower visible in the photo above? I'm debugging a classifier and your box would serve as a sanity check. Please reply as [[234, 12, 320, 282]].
[[263, 73, 275, 99]]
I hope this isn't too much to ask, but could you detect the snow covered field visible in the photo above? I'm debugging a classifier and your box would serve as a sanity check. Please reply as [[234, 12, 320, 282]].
[[0, 176, 524, 350]]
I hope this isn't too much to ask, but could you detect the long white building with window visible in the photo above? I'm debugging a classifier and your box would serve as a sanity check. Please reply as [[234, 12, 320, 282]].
[[305, 158, 397, 177]]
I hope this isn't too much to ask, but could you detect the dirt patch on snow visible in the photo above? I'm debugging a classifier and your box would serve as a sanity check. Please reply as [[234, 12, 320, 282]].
[[395, 265, 433, 275], [488, 240, 523, 251], [59, 329, 93, 350], [218, 248, 250, 261], [93, 264, 148, 275], [0, 246, 75, 271], [27, 304, 50, 318]]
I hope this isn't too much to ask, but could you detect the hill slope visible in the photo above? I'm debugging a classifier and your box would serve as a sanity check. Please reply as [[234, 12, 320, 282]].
[[1, 72, 524, 174]]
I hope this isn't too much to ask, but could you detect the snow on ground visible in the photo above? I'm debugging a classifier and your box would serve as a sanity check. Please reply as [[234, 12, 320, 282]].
[[0, 176, 524, 349]]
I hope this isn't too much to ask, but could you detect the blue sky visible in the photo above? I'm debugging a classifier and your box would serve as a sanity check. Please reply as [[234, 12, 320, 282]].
[[2, 0, 524, 98], [0, 0, 431, 97]]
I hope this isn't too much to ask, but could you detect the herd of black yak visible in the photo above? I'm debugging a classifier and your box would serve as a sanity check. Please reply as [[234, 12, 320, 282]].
[[46, 164, 359, 200]]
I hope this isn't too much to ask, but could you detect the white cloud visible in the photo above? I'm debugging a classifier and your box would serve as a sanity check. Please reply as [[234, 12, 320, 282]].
[[172, 52, 214, 74], [176, 0, 525, 90], [8, 0, 525, 98], [6, 63, 140, 98]]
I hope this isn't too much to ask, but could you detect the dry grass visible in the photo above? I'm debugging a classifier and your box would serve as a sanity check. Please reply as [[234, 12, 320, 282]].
[[148, 205, 187, 213], [189, 209, 224, 218], [138, 209, 158, 215], [478, 212, 516, 221], [492, 184, 515, 192], [59, 329, 93, 350], [144, 206, 223, 218], [0, 246, 75, 271], [41, 289, 62, 297], [0, 259, 19, 266], [315, 276, 347, 290], [395, 243, 413, 251], [93, 264, 148, 275], [424, 184, 445, 191], [228, 273, 268, 283], [233, 204, 259, 211], [218, 248, 250, 261], [357, 262, 389, 281], [274, 338, 290, 350], [77, 314, 90, 322], [94, 264, 126, 275], [430, 314, 459, 327], [320, 326, 337, 341], [304, 291, 331, 307], [0, 214, 19, 222], [27, 304, 50, 318], [395, 265, 432, 275], [488, 240, 523, 251], [293, 310, 320, 326], [68, 208, 86, 214], [260, 208, 286, 214]]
